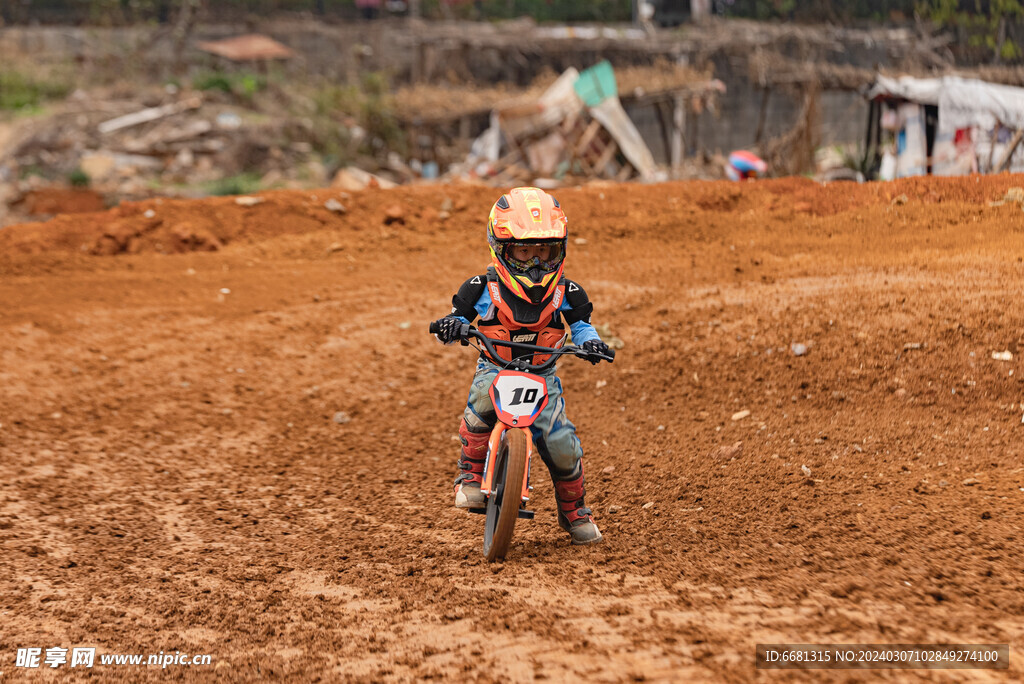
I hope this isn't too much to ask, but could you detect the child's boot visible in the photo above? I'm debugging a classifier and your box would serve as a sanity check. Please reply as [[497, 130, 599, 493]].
[[552, 461, 602, 545], [454, 419, 488, 509]]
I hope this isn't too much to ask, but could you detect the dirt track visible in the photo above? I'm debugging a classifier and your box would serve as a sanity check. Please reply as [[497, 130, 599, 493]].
[[2, 177, 1023, 682]]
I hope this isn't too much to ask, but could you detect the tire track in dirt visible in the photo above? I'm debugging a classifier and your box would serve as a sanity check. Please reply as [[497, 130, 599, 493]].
[[2, 177, 1023, 681]]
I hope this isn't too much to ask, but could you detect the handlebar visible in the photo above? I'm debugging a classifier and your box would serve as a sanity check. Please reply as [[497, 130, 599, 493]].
[[429, 321, 614, 373]]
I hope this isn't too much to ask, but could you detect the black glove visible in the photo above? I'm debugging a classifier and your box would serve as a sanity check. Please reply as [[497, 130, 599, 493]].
[[581, 339, 610, 364], [433, 316, 464, 344]]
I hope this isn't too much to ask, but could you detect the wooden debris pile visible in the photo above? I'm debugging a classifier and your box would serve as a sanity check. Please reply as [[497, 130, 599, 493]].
[[1, 87, 322, 208], [442, 62, 724, 186]]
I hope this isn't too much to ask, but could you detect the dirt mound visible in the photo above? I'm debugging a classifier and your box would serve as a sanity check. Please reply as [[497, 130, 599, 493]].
[[4, 175, 1023, 257], [13, 187, 107, 216], [0, 186, 501, 256], [2, 175, 1024, 681]]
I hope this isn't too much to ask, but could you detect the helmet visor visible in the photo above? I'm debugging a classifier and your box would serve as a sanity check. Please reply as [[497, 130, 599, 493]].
[[502, 240, 564, 278]]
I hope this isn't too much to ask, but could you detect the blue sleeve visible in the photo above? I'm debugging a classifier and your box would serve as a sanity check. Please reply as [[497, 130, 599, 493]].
[[451, 288, 490, 325], [474, 289, 492, 319], [559, 297, 600, 344], [569, 320, 599, 344]]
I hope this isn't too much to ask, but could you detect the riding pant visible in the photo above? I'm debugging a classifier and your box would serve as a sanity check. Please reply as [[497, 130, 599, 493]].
[[461, 359, 583, 477]]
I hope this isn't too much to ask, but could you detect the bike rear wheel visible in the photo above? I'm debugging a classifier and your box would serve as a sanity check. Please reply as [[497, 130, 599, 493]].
[[483, 428, 527, 562]]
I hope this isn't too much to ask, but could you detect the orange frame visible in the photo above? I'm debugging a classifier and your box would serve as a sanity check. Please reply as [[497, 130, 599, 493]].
[[480, 423, 533, 504]]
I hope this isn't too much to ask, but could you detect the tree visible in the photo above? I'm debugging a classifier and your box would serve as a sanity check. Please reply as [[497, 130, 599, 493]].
[[918, 0, 1024, 63]]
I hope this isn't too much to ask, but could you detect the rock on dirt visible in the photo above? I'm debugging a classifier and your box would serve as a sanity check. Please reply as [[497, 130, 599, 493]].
[[791, 343, 808, 356], [383, 204, 405, 225], [713, 441, 743, 459], [332, 166, 397, 191], [731, 409, 751, 421], [333, 412, 351, 425], [324, 198, 347, 214]]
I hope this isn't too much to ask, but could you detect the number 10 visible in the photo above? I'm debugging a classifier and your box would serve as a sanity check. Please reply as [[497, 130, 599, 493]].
[[508, 387, 539, 406]]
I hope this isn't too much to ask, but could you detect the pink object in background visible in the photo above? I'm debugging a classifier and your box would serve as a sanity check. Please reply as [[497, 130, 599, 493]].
[[726, 150, 767, 181]]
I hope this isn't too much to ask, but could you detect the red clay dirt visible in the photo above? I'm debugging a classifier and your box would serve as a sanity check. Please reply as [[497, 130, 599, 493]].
[[12, 188, 107, 218], [1, 176, 1023, 681]]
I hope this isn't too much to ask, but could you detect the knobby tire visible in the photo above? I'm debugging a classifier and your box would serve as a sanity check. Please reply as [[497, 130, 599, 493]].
[[483, 429, 527, 562]]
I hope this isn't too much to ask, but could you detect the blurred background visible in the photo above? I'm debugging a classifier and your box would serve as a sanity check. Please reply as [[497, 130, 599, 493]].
[[2, 0, 1023, 226]]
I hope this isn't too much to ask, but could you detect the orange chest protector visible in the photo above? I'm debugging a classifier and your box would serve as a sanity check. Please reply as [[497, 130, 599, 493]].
[[479, 280, 567, 365]]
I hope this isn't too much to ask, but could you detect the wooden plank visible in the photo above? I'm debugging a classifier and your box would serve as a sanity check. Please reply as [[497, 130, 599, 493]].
[[496, 103, 545, 120], [671, 94, 685, 171], [497, 115, 529, 166], [996, 128, 1024, 172], [493, 150, 522, 168], [504, 163, 531, 182], [987, 129, 998, 172], [575, 154, 595, 176], [98, 97, 202, 135], [560, 108, 581, 134], [421, 42, 437, 84], [575, 120, 602, 156], [655, 100, 673, 165], [754, 88, 771, 144], [593, 138, 620, 174]]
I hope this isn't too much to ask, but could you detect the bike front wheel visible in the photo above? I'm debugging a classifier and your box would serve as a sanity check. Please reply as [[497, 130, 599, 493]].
[[483, 428, 527, 562]]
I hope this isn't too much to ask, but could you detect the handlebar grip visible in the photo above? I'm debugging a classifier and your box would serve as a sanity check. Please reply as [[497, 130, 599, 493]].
[[429, 321, 440, 335], [606, 348, 616, 361]]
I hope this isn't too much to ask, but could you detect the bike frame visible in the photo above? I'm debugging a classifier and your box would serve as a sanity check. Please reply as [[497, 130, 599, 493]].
[[479, 370, 549, 506], [427, 321, 614, 521]]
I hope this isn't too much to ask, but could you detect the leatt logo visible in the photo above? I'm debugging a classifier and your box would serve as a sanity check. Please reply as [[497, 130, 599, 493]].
[[513, 334, 537, 343]]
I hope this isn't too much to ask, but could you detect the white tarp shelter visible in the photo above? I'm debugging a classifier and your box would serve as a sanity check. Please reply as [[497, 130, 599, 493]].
[[867, 75, 943, 105], [869, 74, 1024, 133], [868, 74, 1024, 177], [936, 77, 1024, 132]]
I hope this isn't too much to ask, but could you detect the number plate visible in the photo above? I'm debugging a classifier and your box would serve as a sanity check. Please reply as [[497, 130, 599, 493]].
[[489, 371, 549, 428]]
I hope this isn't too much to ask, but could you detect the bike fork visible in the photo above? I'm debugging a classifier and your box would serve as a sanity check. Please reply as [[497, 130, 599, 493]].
[[476, 423, 535, 519]]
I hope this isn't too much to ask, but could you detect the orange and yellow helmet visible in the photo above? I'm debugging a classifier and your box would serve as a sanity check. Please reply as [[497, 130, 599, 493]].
[[486, 187, 568, 305]]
